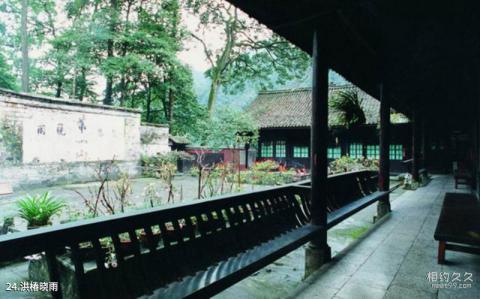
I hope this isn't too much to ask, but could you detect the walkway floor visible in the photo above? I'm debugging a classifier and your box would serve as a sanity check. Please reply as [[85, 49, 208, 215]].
[[288, 175, 480, 299]]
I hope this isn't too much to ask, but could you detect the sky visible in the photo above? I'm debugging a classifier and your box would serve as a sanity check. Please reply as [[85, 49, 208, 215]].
[[177, 10, 218, 72]]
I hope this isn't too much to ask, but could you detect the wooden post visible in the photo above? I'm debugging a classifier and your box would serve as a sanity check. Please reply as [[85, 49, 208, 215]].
[[377, 83, 391, 219], [245, 143, 250, 169], [412, 110, 420, 182], [305, 30, 331, 277]]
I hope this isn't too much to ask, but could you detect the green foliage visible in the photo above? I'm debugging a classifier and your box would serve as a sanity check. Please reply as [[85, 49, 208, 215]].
[[250, 160, 279, 172], [142, 182, 162, 208], [141, 151, 192, 203], [329, 156, 378, 174], [237, 169, 296, 186], [141, 151, 192, 177], [236, 160, 296, 185], [1, 0, 199, 130], [330, 90, 366, 128], [0, 119, 22, 165], [17, 192, 65, 227], [390, 112, 409, 124], [184, 0, 310, 114], [333, 225, 369, 240], [0, 53, 17, 90], [194, 162, 240, 198], [193, 107, 258, 149], [73, 160, 133, 216]]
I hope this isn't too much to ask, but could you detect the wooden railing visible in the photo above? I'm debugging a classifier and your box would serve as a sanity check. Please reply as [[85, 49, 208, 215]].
[[0, 170, 382, 299]]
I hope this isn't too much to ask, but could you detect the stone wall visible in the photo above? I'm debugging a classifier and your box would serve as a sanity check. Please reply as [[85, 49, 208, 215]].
[[0, 89, 170, 189], [0, 89, 142, 163], [0, 160, 140, 189], [140, 124, 170, 156]]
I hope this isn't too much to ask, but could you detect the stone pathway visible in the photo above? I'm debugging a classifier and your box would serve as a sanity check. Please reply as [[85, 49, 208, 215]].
[[215, 182, 406, 299], [288, 175, 480, 299]]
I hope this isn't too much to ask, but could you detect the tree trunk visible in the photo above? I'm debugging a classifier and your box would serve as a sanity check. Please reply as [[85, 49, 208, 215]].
[[55, 81, 62, 98], [205, 13, 236, 116], [104, 68, 114, 105], [207, 77, 219, 115], [103, 0, 117, 105], [79, 68, 87, 102], [168, 87, 174, 126], [20, 0, 29, 92], [119, 76, 126, 106], [72, 68, 77, 99], [118, 1, 132, 107], [145, 84, 152, 122]]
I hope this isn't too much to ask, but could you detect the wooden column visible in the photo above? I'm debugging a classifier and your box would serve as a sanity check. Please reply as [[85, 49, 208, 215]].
[[377, 83, 391, 218], [245, 143, 250, 169], [305, 30, 331, 277], [412, 109, 420, 182]]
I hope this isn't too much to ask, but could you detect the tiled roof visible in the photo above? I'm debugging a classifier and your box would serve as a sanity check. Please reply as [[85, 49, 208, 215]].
[[246, 85, 406, 129]]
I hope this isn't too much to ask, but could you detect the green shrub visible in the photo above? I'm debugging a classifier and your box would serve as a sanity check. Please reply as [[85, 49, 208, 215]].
[[0, 119, 22, 165], [17, 192, 65, 228], [329, 156, 378, 174], [251, 160, 279, 172], [141, 151, 192, 177], [226, 160, 297, 186]]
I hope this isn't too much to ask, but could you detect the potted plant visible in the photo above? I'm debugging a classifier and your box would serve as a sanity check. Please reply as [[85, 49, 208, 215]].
[[17, 192, 65, 229]]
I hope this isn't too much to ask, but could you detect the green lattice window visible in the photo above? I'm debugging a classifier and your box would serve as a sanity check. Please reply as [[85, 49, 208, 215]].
[[327, 147, 341, 159], [366, 145, 379, 159], [390, 144, 403, 160], [275, 141, 286, 158], [349, 143, 363, 159], [261, 141, 273, 158], [293, 146, 309, 158]]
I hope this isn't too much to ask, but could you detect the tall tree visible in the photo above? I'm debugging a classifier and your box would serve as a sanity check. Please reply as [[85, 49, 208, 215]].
[[0, 19, 17, 90], [103, 0, 119, 105], [0, 53, 17, 90], [1, 0, 63, 94], [20, 0, 29, 92], [185, 0, 310, 115]]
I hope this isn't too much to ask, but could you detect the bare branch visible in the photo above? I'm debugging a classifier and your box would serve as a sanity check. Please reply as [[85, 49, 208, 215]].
[[190, 32, 215, 68]]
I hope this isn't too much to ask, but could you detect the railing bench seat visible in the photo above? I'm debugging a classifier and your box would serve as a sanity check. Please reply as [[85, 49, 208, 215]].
[[143, 224, 321, 299], [327, 191, 388, 228], [0, 170, 386, 299]]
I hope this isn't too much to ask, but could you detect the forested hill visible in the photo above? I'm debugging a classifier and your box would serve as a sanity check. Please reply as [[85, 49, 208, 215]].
[[192, 67, 349, 110]]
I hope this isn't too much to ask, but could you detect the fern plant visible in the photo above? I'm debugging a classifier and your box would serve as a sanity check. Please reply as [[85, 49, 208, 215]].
[[17, 192, 65, 228], [330, 90, 366, 128]]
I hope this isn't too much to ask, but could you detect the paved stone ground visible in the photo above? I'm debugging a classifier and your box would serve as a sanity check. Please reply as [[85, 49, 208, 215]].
[[215, 181, 406, 299], [287, 175, 480, 299]]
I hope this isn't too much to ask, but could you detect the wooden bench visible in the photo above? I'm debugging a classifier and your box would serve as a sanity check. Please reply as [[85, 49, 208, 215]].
[[0, 170, 388, 299], [434, 192, 480, 264]]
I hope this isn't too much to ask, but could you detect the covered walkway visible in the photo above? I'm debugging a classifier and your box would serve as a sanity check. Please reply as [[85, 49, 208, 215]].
[[289, 176, 479, 299]]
